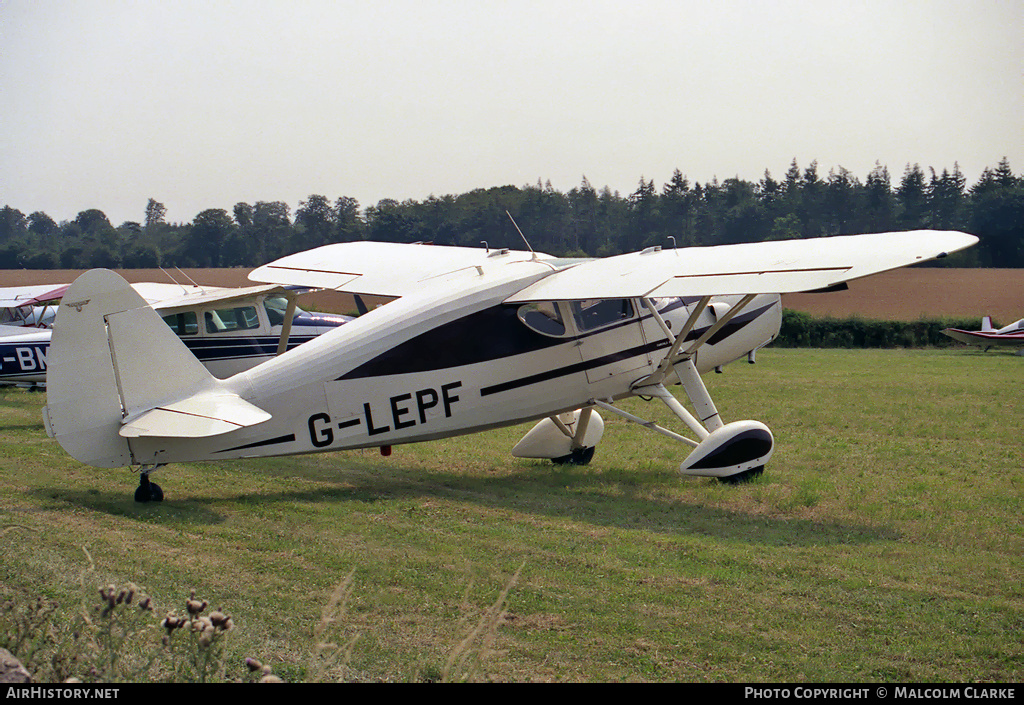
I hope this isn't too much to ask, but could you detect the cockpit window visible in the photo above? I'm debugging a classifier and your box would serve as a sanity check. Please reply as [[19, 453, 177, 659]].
[[517, 302, 568, 337], [571, 299, 635, 332], [162, 311, 198, 335], [205, 306, 261, 333], [1, 304, 31, 325]]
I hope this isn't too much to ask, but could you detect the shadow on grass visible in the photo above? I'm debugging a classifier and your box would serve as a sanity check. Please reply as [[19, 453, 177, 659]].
[[37, 454, 898, 548], [29, 486, 228, 526], [0, 422, 50, 432]]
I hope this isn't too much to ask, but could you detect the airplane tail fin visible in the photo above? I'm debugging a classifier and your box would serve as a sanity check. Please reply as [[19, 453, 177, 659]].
[[43, 270, 269, 468], [981, 316, 994, 332]]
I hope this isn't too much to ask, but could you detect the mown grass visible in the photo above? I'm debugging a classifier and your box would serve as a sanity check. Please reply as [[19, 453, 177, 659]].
[[0, 348, 1020, 682]]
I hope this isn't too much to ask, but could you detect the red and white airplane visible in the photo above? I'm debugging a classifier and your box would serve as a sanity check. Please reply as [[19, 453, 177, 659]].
[[0, 284, 69, 330], [41, 230, 977, 502], [942, 317, 1024, 354]]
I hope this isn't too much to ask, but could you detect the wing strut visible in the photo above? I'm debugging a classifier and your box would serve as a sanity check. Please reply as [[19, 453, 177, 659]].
[[598, 294, 772, 481], [639, 294, 756, 388], [275, 291, 298, 356]]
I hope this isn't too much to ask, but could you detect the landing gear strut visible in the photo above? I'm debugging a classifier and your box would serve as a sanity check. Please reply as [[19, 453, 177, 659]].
[[134, 467, 164, 503], [589, 296, 775, 483]]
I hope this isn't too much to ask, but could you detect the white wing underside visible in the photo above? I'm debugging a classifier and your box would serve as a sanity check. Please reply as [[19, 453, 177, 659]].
[[508, 230, 978, 301], [248, 231, 977, 301], [249, 241, 549, 297]]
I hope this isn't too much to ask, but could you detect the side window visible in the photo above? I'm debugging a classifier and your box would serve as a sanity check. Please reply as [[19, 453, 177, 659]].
[[162, 311, 198, 335], [517, 302, 568, 337], [205, 306, 261, 334], [571, 299, 635, 332]]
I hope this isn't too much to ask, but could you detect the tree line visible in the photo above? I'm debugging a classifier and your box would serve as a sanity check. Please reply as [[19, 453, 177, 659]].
[[2, 158, 1021, 270]]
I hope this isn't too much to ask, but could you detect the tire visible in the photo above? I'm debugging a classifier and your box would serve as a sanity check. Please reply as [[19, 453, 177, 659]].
[[717, 465, 764, 485]]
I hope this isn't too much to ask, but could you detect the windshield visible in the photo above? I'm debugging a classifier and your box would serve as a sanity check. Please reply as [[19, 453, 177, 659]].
[[263, 295, 305, 326], [517, 302, 568, 337]]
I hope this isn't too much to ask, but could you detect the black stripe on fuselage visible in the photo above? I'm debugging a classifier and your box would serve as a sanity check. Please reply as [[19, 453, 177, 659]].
[[215, 433, 297, 453], [336, 300, 775, 386], [337, 305, 565, 380], [481, 301, 774, 396], [479, 340, 666, 396]]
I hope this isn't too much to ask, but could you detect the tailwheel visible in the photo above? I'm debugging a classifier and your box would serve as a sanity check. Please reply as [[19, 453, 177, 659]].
[[134, 471, 164, 503], [717, 465, 764, 485]]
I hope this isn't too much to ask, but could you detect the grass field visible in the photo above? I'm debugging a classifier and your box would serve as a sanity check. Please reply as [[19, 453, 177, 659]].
[[1, 348, 1021, 682]]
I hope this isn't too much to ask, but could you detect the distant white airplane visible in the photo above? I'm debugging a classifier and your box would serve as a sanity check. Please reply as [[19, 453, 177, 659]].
[[942, 316, 1024, 354], [1, 282, 350, 387], [41, 230, 977, 502]]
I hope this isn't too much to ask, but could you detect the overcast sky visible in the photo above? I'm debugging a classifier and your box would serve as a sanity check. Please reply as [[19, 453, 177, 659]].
[[2, 0, 1021, 226]]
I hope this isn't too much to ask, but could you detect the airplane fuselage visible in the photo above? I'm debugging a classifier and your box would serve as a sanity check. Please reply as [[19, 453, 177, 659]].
[[124, 261, 781, 466]]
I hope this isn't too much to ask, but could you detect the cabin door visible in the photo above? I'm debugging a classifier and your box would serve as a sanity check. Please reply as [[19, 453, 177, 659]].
[[569, 299, 652, 387]]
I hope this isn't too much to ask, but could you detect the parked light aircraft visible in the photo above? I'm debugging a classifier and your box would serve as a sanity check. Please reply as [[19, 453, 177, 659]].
[[42, 230, 977, 502], [1, 282, 349, 387], [942, 316, 1024, 354], [0, 284, 69, 329]]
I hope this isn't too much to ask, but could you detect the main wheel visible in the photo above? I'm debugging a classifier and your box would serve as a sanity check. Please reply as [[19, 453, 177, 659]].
[[717, 465, 764, 485], [552, 446, 596, 466], [134, 475, 164, 502]]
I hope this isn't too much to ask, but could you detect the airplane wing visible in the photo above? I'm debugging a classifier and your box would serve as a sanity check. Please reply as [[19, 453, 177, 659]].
[[139, 283, 292, 311], [0, 284, 69, 308], [248, 241, 550, 297], [506, 230, 978, 301]]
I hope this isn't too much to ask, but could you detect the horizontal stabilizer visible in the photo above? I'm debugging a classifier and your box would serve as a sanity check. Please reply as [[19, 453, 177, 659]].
[[120, 392, 271, 438]]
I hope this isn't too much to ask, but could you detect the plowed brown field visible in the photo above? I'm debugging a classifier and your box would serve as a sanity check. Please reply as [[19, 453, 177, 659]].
[[783, 268, 1024, 324], [3, 267, 1023, 325]]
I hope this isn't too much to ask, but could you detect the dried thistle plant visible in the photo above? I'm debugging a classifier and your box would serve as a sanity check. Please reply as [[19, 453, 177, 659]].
[[443, 561, 524, 682]]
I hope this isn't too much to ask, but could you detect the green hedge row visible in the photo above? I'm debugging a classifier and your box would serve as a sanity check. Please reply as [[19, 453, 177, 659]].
[[774, 310, 983, 349]]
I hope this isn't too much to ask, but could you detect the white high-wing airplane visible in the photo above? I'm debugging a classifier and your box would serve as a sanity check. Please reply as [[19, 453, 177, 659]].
[[42, 230, 976, 502], [1, 282, 349, 387]]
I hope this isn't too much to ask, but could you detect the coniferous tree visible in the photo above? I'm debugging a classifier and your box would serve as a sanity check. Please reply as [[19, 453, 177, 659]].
[[897, 163, 928, 229], [863, 162, 896, 232], [927, 164, 966, 230], [661, 169, 696, 246], [824, 166, 862, 235]]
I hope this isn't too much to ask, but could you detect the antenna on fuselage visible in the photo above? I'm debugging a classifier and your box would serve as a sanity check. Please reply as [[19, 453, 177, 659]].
[[505, 210, 537, 260], [159, 266, 202, 294]]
